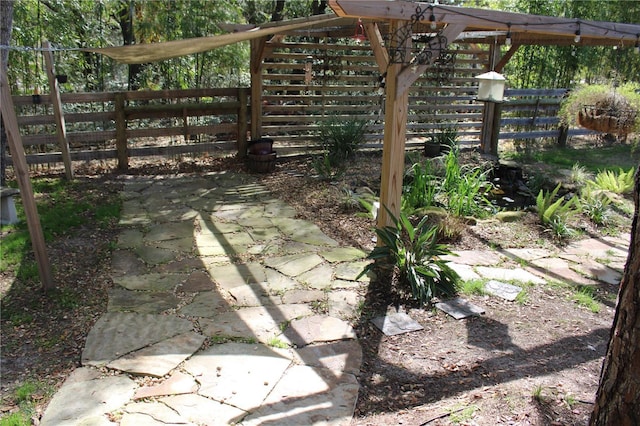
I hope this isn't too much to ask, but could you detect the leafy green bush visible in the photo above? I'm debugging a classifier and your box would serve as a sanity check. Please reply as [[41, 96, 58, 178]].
[[587, 167, 635, 195], [427, 125, 458, 151], [358, 208, 459, 306], [318, 116, 368, 165]]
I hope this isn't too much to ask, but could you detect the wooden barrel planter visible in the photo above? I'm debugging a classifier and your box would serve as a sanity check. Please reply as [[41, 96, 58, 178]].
[[246, 138, 276, 173]]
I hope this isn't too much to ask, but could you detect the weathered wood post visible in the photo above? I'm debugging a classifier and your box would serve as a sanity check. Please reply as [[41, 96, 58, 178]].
[[114, 93, 128, 170], [237, 87, 248, 157], [250, 38, 266, 142], [42, 41, 74, 179], [0, 69, 54, 291]]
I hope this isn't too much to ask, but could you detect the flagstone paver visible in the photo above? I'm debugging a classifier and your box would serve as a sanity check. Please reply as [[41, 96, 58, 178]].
[[39, 368, 136, 426], [184, 342, 293, 411], [475, 266, 546, 284], [113, 273, 189, 291], [107, 331, 206, 377], [107, 288, 179, 314], [82, 313, 193, 367], [133, 371, 199, 400], [41, 172, 630, 426]]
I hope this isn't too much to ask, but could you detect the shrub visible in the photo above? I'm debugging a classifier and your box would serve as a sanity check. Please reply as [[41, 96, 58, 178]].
[[318, 116, 368, 165], [312, 152, 344, 181], [441, 148, 494, 218], [358, 207, 460, 306], [427, 125, 458, 151]]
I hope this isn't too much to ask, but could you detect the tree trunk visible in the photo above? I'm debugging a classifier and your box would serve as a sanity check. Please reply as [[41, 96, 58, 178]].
[[589, 168, 640, 425]]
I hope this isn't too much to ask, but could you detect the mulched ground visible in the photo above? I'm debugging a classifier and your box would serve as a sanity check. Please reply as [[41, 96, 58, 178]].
[[0, 147, 630, 425]]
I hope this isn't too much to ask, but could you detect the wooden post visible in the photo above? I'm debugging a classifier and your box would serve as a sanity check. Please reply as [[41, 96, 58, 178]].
[[250, 38, 265, 140], [377, 20, 409, 230], [42, 41, 73, 180], [557, 123, 569, 147], [0, 69, 54, 291], [115, 93, 128, 170], [237, 87, 248, 157], [479, 44, 502, 158]]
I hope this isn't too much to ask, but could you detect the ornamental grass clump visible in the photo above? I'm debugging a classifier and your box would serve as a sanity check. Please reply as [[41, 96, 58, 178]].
[[358, 207, 460, 306]]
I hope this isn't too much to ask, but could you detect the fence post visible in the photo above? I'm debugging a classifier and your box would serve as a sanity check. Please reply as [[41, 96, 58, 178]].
[[42, 41, 74, 180], [557, 124, 568, 147], [237, 87, 248, 158], [115, 93, 128, 170]]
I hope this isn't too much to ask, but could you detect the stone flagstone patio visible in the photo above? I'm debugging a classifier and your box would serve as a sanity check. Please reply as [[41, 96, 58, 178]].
[[38, 170, 630, 425]]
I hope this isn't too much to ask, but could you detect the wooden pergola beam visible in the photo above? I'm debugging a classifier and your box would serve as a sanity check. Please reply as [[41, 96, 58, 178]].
[[396, 23, 466, 97], [329, 0, 640, 47]]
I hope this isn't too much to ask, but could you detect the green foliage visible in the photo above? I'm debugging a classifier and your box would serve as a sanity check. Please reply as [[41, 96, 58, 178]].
[[312, 152, 345, 182], [459, 279, 486, 296], [0, 412, 30, 426], [587, 168, 635, 195], [402, 159, 439, 214], [358, 207, 460, 306], [318, 117, 368, 165], [536, 184, 580, 238], [536, 184, 579, 224], [559, 84, 640, 133], [569, 162, 593, 186], [427, 125, 458, 151], [441, 148, 494, 218], [580, 187, 612, 226], [571, 285, 601, 313]]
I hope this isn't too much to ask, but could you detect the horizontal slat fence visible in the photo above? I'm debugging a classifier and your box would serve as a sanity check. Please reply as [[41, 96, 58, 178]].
[[6, 38, 600, 168]]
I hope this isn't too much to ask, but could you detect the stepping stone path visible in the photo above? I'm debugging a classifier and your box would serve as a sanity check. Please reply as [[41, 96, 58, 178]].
[[40, 172, 369, 426], [40, 171, 631, 425]]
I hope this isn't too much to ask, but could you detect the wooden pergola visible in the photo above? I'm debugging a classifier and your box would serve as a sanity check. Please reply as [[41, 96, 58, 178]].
[[324, 0, 640, 229], [3, 1, 640, 289]]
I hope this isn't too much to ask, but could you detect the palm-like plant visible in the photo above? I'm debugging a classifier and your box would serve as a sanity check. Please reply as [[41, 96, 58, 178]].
[[359, 208, 459, 306]]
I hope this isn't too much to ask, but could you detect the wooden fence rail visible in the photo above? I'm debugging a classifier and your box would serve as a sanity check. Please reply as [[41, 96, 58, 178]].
[[9, 88, 248, 169]]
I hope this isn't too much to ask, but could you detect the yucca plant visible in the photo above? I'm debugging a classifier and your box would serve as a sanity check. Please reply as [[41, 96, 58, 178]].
[[587, 168, 635, 195], [358, 207, 459, 306]]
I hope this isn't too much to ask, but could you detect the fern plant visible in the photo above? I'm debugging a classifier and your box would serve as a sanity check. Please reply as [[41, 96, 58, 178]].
[[358, 207, 459, 306], [587, 168, 635, 195]]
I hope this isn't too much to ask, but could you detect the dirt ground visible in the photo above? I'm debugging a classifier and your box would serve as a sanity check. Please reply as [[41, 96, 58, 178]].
[[0, 144, 631, 425]]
